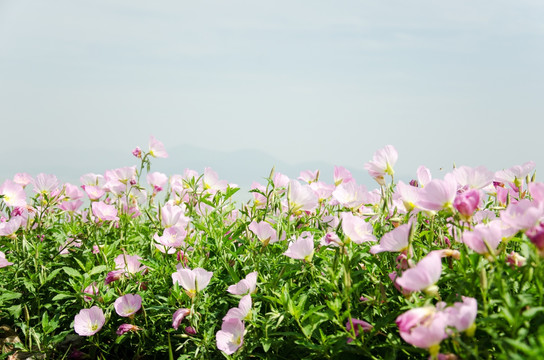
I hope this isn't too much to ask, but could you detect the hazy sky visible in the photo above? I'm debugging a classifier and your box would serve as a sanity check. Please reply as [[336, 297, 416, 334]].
[[1, 0, 543, 188]]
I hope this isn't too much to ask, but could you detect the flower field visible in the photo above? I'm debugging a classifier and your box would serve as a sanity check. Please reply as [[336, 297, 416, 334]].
[[1, 137, 544, 359]]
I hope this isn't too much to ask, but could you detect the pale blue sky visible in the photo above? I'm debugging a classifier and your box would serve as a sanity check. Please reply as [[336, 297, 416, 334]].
[[1, 0, 543, 190]]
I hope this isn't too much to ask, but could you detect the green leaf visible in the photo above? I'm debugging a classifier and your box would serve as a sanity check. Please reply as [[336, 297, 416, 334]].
[[41, 312, 49, 333], [522, 307, 544, 319], [0, 291, 22, 302], [63, 267, 82, 279], [89, 265, 108, 276], [503, 338, 532, 354], [260, 338, 272, 352], [52, 293, 73, 301], [6, 304, 22, 318], [46, 268, 63, 283]]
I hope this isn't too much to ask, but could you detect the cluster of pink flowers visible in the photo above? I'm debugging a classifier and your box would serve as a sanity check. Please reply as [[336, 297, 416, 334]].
[[396, 297, 477, 356], [216, 271, 258, 355]]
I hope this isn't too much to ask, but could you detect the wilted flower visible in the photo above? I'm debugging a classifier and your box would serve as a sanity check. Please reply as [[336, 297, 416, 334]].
[[184, 326, 197, 335], [172, 308, 191, 330], [116, 324, 141, 335], [506, 251, 526, 268], [346, 318, 373, 343], [132, 147, 142, 158], [83, 282, 99, 302]]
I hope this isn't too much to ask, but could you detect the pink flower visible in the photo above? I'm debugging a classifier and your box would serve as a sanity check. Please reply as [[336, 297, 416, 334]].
[[0, 180, 27, 207], [154, 226, 187, 254], [0, 217, 22, 237], [370, 223, 411, 254], [223, 295, 252, 321], [80, 173, 105, 187], [443, 297, 477, 334], [0, 251, 14, 268], [501, 199, 544, 232], [147, 172, 168, 193], [82, 185, 105, 201], [32, 173, 59, 195], [495, 161, 535, 189], [283, 234, 315, 262], [453, 189, 481, 219], [287, 180, 318, 214], [114, 294, 142, 317], [116, 323, 141, 335], [105, 166, 136, 185], [341, 212, 377, 244], [13, 173, 33, 188], [73, 306, 105, 336], [216, 318, 245, 355], [64, 183, 84, 200], [227, 271, 258, 295], [395, 252, 442, 294], [451, 166, 494, 190], [248, 221, 278, 246], [396, 306, 449, 349], [250, 182, 267, 207], [364, 145, 398, 185], [114, 254, 146, 275], [396, 181, 422, 212], [529, 182, 544, 204], [172, 267, 213, 296], [92, 202, 119, 221], [273, 172, 290, 188], [417, 166, 432, 187], [462, 221, 503, 255], [526, 222, 544, 253], [172, 308, 191, 330], [332, 181, 367, 210], [346, 318, 373, 343], [203, 167, 228, 194], [417, 177, 457, 212], [298, 169, 319, 184], [310, 182, 335, 202], [161, 203, 189, 228], [149, 135, 168, 158], [334, 166, 354, 186], [320, 232, 343, 247]]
